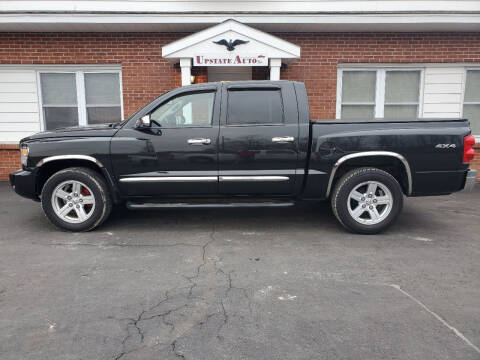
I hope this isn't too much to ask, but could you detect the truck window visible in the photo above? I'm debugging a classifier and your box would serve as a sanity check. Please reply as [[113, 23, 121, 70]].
[[227, 89, 284, 125], [150, 91, 215, 127]]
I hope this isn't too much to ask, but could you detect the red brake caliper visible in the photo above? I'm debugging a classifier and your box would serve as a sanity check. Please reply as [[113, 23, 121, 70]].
[[80, 187, 92, 210]]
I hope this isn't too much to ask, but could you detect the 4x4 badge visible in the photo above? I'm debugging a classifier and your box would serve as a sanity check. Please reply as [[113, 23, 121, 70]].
[[435, 144, 456, 148]]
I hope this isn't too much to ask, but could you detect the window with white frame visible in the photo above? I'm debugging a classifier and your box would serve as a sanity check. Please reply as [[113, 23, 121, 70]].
[[338, 69, 421, 120], [463, 70, 480, 135], [39, 70, 122, 130]]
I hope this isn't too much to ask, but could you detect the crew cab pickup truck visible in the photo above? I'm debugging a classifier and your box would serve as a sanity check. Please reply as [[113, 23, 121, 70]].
[[10, 81, 477, 234]]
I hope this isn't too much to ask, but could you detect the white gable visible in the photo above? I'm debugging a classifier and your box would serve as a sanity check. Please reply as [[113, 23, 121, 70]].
[[162, 19, 300, 64]]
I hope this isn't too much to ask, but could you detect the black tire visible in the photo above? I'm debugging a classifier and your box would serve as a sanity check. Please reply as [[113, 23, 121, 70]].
[[331, 167, 404, 234], [41, 167, 112, 231]]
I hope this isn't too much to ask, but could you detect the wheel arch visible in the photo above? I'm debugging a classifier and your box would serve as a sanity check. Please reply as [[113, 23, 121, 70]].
[[326, 151, 412, 197], [36, 155, 104, 168], [35, 156, 120, 202]]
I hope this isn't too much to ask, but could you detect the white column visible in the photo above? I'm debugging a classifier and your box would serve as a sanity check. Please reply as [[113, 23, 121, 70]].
[[270, 58, 281, 81], [180, 58, 192, 86]]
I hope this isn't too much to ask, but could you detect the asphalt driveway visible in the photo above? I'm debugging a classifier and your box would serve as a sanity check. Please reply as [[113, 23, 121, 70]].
[[0, 182, 479, 360]]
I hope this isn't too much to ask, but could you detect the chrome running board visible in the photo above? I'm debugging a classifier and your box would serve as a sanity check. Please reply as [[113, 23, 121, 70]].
[[126, 200, 295, 210]]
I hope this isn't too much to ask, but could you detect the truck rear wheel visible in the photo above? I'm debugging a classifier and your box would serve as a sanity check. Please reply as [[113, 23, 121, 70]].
[[41, 167, 112, 232], [331, 167, 403, 234]]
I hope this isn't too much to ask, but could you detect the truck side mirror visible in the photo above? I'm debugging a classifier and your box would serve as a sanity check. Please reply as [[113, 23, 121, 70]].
[[138, 114, 151, 128]]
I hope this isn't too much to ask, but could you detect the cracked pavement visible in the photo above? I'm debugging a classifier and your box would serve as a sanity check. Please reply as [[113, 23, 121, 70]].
[[0, 182, 479, 359]]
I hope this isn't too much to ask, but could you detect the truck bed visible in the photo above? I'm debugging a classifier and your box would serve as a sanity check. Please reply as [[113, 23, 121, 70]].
[[304, 118, 472, 199], [310, 118, 469, 124]]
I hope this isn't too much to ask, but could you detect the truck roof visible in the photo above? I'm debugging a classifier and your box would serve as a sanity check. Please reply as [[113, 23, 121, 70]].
[[182, 80, 295, 88]]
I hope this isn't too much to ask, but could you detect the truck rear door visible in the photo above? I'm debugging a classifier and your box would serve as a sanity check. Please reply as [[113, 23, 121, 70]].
[[218, 82, 300, 196]]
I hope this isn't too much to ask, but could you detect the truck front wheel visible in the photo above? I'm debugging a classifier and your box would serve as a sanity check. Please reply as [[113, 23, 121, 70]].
[[331, 167, 403, 234], [41, 167, 112, 231]]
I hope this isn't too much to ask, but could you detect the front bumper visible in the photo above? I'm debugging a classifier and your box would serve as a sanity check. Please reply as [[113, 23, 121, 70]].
[[9, 169, 39, 201], [463, 169, 478, 192]]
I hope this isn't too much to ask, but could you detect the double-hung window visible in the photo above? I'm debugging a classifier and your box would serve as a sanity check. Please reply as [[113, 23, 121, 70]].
[[338, 68, 421, 120], [39, 70, 122, 130], [40, 73, 79, 130], [463, 70, 480, 136], [338, 71, 376, 119]]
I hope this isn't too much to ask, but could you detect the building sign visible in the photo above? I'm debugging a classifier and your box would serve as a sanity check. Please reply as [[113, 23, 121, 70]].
[[194, 54, 268, 66]]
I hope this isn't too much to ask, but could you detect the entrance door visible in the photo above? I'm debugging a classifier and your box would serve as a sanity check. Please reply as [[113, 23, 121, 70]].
[[111, 84, 221, 197], [208, 67, 252, 82], [218, 82, 300, 196]]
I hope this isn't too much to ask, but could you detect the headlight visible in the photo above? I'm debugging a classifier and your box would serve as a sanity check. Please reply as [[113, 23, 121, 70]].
[[20, 144, 29, 167]]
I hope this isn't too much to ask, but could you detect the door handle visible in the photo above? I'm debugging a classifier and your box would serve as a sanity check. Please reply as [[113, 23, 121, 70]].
[[272, 136, 294, 143], [188, 138, 211, 145]]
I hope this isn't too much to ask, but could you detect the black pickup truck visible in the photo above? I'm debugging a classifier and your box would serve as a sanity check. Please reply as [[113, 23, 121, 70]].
[[9, 81, 477, 234]]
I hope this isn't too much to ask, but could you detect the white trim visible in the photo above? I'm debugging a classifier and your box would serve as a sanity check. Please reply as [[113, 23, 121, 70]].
[[76, 71, 87, 126], [0, 64, 121, 71], [269, 58, 281, 81], [180, 58, 192, 86], [3, 1, 480, 13], [339, 63, 480, 69], [0, 141, 22, 145], [460, 68, 467, 118], [1, 13, 480, 33], [375, 70, 385, 118], [418, 69, 425, 117], [118, 70, 125, 121], [335, 69, 342, 120], [36, 71, 45, 132]]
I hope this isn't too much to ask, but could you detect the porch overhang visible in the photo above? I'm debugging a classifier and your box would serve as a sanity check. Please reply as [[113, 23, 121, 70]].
[[162, 20, 300, 85]]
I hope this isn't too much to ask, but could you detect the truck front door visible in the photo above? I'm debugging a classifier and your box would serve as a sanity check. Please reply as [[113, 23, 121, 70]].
[[218, 82, 300, 196], [111, 85, 220, 196]]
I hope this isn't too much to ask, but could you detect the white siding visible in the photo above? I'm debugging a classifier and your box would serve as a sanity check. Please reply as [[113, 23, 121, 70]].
[[0, 70, 40, 143], [422, 67, 464, 118]]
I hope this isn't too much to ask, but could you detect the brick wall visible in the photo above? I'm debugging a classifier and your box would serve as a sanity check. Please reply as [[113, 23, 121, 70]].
[[0, 145, 20, 180], [2, 32, 478, 120], [0, 31, 480, 180]]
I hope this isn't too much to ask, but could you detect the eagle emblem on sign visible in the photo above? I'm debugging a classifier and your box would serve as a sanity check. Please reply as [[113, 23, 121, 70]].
[[213, 39, 249, 51]]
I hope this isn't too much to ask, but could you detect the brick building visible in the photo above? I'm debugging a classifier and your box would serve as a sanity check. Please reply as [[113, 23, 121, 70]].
[[0, 1, 479, 180]]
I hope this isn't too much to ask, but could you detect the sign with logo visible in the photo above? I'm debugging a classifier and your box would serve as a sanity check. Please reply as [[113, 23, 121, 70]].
[[194, 54, 268, 66]]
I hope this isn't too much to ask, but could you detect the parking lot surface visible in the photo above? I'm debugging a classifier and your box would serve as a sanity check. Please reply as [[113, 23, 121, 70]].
[[0, 182, 479, 360]]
